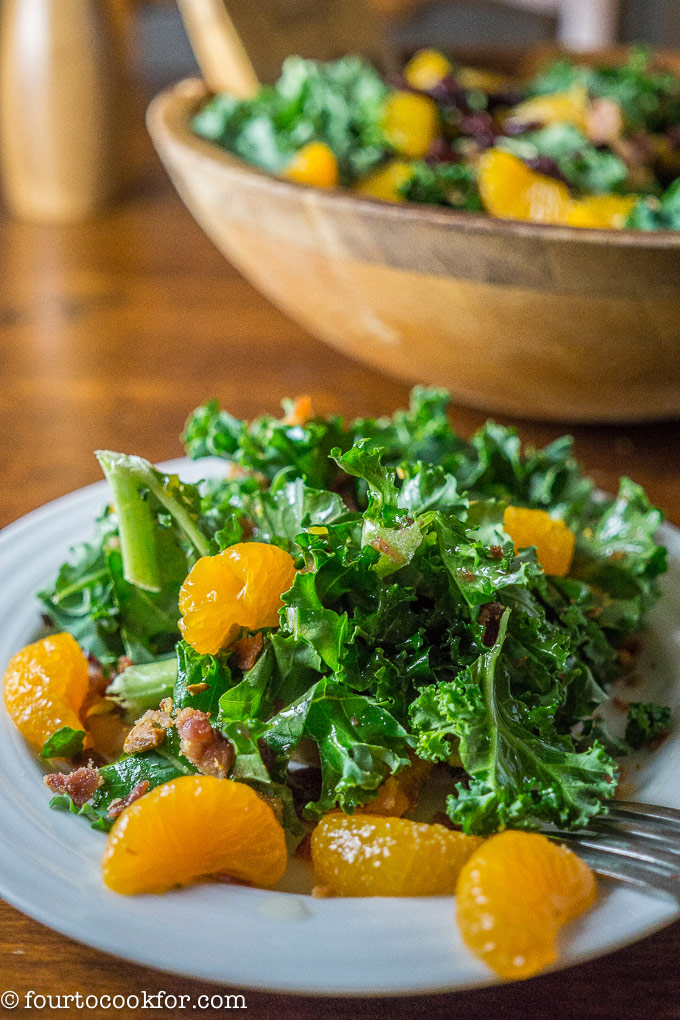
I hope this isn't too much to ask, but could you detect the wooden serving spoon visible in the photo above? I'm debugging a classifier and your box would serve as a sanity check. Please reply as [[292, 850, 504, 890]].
[[176, 0, 393, 97]]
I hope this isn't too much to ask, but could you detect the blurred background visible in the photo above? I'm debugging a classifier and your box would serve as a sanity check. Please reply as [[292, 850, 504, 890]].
[[138, 0, 680, 89]]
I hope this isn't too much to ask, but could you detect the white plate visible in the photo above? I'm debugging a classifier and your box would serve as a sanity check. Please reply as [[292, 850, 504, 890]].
[[1, 459, 680, 996]]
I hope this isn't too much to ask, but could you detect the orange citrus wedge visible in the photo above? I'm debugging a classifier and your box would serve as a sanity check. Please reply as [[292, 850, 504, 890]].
[[102, 775, 288, 895], [456, 830, 596, 979], [179, 542, 297, 654], [311, 813, 482, 896], [3, 633, 89, 751], [503, 506, 575, 576]]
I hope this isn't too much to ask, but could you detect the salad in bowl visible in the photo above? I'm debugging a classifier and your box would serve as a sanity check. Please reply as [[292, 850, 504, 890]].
[[2, 389, 671, 980], [192, 47, 680, 229]]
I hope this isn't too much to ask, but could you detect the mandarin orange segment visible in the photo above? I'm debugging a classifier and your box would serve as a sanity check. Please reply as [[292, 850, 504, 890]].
[[509, 87, 590, 133], [3, 633, 89, 751], [179, 543, 297, 654], [456, 831, 596, 980], [355, 159, 413, 202], [478, 149, 572, 225], [102, 775, 288, 895], [282, 141, 339, 189], [179, 554, 243, 654], [382, 91, 440, 159], [404, 49, 453, 92], [223, 542, 298, 629], [311, 814, 482, 896], [566, 194, 637, 229], [503, 506, 575, 577]]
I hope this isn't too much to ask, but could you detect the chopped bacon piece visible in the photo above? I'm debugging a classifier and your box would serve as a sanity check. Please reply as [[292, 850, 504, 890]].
[[107, 780, 150, 819], [175, 708, 235, 779], [479, 601, 504, 647], [232, 632, 264, 672], [123, 706, 173, 755], [44, 763, 103, 807]]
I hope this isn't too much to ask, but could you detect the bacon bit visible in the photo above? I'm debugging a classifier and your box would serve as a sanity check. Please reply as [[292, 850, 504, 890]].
[[623, 672, 643, 689], [608, 550, 626, 563], [232, 632, 264, 672], [617, 648, 635, 671], [479, 601, 504, 648], [459, 568, 477, 583], [311, 884, 334, 899], [649, 730, 671, 752], [123, 706, 173, 755], [116, 655, 134, 674], [107, 780, 150, 819], [175, 708, 235, 779], [238, 515, 255, 540], [44, 763, 103, 807], [186, 682, 209, 696], [370, 536, 402, 562], [431, 812, 458, 830], [612, 696, 629, 713], [587, 606, 602, 619], [489, 545, 504, 560], [295, 832, 313, 860], [87, 655, 108, 699], [621, 634, 643, 657], [282, 395, 315, 427]]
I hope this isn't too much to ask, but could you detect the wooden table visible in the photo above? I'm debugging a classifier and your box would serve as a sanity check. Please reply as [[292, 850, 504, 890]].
[[2, 96, 680, 1020]]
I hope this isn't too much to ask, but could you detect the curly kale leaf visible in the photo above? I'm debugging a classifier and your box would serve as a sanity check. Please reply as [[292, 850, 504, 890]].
[[572, 477, 666, 633], [192, 55, 388, 184], [526, 49, 680, 132], [500, 123, 629, 194], [401, 161, 482, 209], [218, 632, 323, 723], [262, 677, 411, 816], [49, 750, 198, 831], [38, 509, 123, 664], [184, 399, 349, 489], [626, 179, 680, 230], [625, 702, 672, 750], [410, 610, 617, 834]]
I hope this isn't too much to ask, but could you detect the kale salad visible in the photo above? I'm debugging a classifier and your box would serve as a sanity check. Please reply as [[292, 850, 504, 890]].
[[192, 48, 680, 229], [35, 389, 670, 842]]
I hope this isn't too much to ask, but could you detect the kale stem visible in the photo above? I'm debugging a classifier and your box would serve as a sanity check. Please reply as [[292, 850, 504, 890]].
[[96, 451, 211, 593], [96, 451, 162, 592], [107, 657, 178, 715]]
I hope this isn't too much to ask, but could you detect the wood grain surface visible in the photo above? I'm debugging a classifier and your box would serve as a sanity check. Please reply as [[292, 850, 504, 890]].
[[1, 96, 680, 1020]]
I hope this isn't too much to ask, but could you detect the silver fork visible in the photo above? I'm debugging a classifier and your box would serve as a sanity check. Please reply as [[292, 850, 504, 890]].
[[548, 802, 680, 903]]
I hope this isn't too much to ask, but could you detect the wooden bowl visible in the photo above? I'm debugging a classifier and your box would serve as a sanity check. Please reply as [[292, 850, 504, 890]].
[[147, 78, 680, 423]]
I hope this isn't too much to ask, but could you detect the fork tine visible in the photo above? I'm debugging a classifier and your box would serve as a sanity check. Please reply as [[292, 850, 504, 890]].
[[590, 815, 680, 853], [552, 829, 680, 873], [609, 801, 680, 829], [551, 834, 680, 902]]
